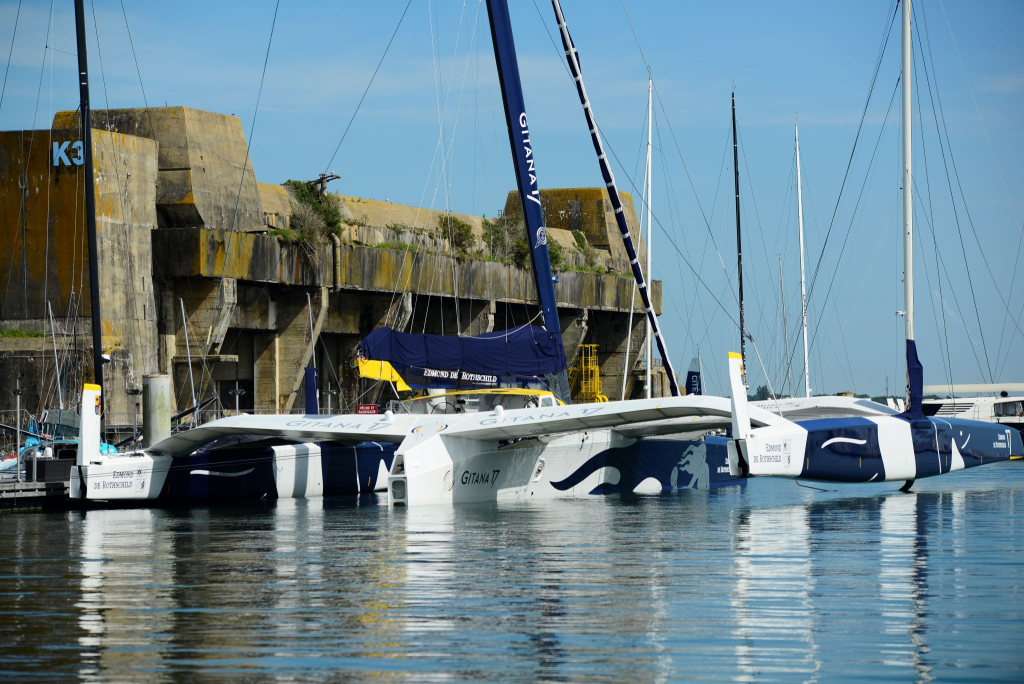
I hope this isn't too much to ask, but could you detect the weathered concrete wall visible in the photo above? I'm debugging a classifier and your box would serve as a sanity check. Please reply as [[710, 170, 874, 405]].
[[54, 107, 265, 232], [150, 229, 660, 314], [259, 182, 291, 229], [2, 105, 678, 419], [337, 195, 484, 234], [505, 187, 647, 269], [0, 128, 160, 417], [152, 227, 327, 286]]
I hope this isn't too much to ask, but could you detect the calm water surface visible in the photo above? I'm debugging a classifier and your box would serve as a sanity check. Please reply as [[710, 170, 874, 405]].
[[2, 462, 1023, 682]]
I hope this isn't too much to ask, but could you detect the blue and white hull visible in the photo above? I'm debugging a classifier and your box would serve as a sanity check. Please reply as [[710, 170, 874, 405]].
[[389, 429, 742, 506], [744, 415, 1022, 484], [73, 440, 397, 503]]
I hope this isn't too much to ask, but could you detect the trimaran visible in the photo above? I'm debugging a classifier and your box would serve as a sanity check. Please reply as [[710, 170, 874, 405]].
[[71, 0, 1019, 506]]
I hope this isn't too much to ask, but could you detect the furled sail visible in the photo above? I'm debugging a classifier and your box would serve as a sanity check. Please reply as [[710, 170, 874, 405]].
[[358, 325, 566, 389]]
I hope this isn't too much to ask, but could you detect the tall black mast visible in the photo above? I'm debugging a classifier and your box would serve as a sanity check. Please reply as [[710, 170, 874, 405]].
[[550, 0, 679, 396], [74, 0, 104, 413], [731, 92, 746, 371]]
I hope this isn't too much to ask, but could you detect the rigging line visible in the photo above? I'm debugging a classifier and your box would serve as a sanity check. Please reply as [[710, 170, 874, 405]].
[[926, 3, 1023, 378], [805, 0, 900, 301], [538, 0, 735, 373], [916, 8, 995, 382], [680, 123, 735, 381], [805, 77, 901, 363], [736, 122, 789, 374], [438, 3, 483, 333], [943, 153, 1024, 349], [420, 0, 456, 336], [472, 5, 481, 215], [324, 0, 414, 173], [388, 136, 444, 325], [654, 115, 711, 377], [935, 291, 987, 351], [120, 0, 180, 350], [778, 96, 888, 391], [910, 18, 953, 393], [119, 1, 150, 109], [0, 0, 22, 115], [935, 0, 1020, 238], [747, 336, 779, 403], [200, 0, 281, 411], [768, 156, 798, 391], [631, 99, 650, 187], [736, 124, 778, 319], [912, 178, 988, 382], [540, 0, 735, 371], [89, 0, 145, 377], [910, 5, 984, 383], [549, 0, 743, 364], [602, 132, 739, 330], [551, 0, 735, 296], [2, 0, 55, 320], [430, 0, 471, 224], [42, 7, 56, 407], [817, 199, 891, 388], [932, 1, 1024, 379], [912, 194, 951, 390]]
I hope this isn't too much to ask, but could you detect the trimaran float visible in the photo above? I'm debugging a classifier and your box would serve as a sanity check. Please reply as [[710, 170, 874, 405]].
[[71, 0, 1019, 506]]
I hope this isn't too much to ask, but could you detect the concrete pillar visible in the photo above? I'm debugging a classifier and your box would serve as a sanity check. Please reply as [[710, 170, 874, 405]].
[[560, 309, 589, 369], [463, 300, 496, 336], [159, 287, 177, 379], [254, 332, 279, 411], [142, 375, 172, 448], [281, 287, 329, 411]]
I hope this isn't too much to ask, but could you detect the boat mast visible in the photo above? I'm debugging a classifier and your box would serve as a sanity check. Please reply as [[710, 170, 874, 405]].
[[779, 257, 791, 397], [550, 0, 680, 396], [732, 92, 746, 372], [902, 0, 915, 371], [485, 0, 571, 403], [899, 0, 925, 421], [645, 77, 652, 399], [74, 0, 104, 415], [795, 121, 811, 398]]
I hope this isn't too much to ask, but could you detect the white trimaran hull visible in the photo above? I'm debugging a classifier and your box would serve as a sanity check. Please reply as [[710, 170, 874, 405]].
[[72, 385, 787, 505]]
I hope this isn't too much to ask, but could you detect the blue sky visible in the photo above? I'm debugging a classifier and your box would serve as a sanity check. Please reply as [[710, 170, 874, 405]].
[[1, 0, 1022, 397]]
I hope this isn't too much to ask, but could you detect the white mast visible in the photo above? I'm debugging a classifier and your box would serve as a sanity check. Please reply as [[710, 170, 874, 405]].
[[902, 0, 915, 350], [645, 77, 653, 399], [779, 257, 791, 397], [795, 121, 811, 398]]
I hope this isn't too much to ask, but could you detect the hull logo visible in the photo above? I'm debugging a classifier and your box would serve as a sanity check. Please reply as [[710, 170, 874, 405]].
[[412, 422, 447, 435]]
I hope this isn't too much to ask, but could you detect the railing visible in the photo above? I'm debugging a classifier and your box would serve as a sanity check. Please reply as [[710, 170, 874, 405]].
[[0, 409, 32, 458], [4, 405, 367, 455]]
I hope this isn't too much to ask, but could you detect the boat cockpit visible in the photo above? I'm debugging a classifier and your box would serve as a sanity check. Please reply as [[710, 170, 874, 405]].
[[389, 388, 563, 415]]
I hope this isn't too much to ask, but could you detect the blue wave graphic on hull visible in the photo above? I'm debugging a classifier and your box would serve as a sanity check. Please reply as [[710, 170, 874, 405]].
[[550, 437, 742, 494]]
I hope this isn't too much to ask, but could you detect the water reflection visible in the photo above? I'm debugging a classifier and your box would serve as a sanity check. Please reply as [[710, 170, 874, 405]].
[[75, 508, 176, 679], [732, 501, 819, 682], [878, 494, 931, 681], [0, 463, 1022, 681]]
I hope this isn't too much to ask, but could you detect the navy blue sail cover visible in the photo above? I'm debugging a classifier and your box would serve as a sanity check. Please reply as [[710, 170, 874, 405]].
[[359, 325, 567, 379]]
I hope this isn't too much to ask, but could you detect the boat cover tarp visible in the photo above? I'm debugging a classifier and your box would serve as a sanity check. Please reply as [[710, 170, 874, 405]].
[[359, 325, 566, 378]]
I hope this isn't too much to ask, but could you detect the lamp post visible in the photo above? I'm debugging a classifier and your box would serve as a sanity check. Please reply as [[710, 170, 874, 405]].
[[324, 381, 338, 415], [12, 375, 23, 484], [228, 380, 246, 415]]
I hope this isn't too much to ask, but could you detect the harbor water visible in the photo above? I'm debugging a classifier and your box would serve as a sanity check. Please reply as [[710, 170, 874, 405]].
[[2, 462, 1023, 682]]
